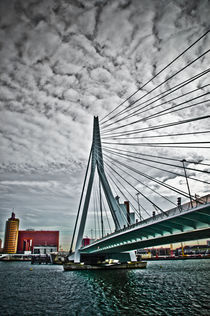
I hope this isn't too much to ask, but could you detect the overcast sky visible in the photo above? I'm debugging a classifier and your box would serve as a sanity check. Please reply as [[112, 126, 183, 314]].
[[0, 0, 209, 250]]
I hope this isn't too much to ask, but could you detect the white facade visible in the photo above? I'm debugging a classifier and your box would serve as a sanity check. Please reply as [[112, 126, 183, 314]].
[[33, 246, 57, 254]]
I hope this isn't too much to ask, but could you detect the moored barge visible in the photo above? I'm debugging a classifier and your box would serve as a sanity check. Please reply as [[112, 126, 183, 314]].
[[63, 261, 147, 271]]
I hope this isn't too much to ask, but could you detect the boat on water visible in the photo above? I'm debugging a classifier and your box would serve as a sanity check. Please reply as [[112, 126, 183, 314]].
[[63, 261, 147, 271]]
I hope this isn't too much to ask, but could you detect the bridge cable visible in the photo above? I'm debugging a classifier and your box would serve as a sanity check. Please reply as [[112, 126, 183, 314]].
[[102, 130, 210, 141], [106, 158, 177, 214], [101, 93, 210, 134], [103, 150, 210, 185], [101, 115, 210, 138], [100, 29, 210, 124], [101, 145, 210, 167], [104, 159, 168, 216], [101, 77, 210, 130], [103, 147, 210, 175], [99, 178, 104, 238], [93, 186, 97, 239], [101, 69, 210, 129], [101, 46, 210, 127], [94, 144, 147, 220], [94, 144, 210, 196], [99, 177, 112, 235], [102, 93, 210, 134], [96, 156, 132, 226], [95, 177, 101, 238], [102, 141, 210, 149], [96, 171, 112, 234], [101, 198, 112, 234], [103, 153, 206, 200], [69, 146, 92, 254], [107, 170, 143, 220], [105, 165, 147, 220], [104, 155, 180, 207]]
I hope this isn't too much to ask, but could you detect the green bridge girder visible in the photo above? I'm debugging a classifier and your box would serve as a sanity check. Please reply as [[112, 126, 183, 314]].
[[80, 204, 210, 254]]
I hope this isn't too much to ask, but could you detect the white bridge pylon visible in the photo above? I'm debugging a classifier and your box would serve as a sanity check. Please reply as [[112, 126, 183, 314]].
[[72, 116, 135, 263]]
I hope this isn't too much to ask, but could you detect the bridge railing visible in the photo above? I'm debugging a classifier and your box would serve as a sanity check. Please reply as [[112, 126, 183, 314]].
[[151, 194, 210, 220]]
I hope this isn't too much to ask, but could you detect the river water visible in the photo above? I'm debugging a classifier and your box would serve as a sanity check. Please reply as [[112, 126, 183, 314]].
[[0, 259, 209, 315]]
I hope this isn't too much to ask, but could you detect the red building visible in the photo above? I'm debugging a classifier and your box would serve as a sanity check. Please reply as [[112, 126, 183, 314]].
[[17, 230, 59, 254], [82, 237, 91, 247]]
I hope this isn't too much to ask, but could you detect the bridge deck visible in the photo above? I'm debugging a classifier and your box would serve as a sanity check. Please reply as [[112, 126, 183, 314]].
[[80, 196, 210, 254]]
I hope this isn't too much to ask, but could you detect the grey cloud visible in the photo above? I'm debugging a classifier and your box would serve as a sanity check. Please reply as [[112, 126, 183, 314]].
[[0, 0, 209, 248]]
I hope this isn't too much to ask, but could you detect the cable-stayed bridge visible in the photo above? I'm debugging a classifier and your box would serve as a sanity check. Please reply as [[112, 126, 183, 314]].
[[69, 30, 210, 263]]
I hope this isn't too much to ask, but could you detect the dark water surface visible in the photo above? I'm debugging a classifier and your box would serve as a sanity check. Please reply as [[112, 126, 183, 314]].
[[0, 259, 209, 315]]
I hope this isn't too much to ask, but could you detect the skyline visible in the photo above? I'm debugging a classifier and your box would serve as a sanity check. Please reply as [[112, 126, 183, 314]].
[[0, 0, 210, 250]]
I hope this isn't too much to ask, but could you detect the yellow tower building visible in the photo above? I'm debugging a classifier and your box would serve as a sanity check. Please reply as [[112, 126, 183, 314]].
[[4, 212, 19, 254]]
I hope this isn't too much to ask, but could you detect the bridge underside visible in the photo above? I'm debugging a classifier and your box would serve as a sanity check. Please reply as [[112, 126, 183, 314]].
[[81, 228, 210, 254], [80, 204, 210, 255]]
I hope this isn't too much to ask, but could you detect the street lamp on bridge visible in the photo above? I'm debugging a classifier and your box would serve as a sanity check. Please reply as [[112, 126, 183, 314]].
[[136, 192, 143, 221], [181, 159, 193, 208]]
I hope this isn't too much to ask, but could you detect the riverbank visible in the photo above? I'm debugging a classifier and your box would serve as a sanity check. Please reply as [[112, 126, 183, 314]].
[[143, 255, 210, 261], [1, 254, 209, 262]]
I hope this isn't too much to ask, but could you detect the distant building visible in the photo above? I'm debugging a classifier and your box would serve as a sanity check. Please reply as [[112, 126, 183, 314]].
[[17, 230, 59, 254], [115, 199, 135, 227], [3, 212, 19, 254], [82, 237, 95, 247], [82, 238, 91, 247]]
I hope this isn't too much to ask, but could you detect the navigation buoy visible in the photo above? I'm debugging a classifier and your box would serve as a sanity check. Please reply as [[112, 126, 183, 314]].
[[30, 268, 33, 271]]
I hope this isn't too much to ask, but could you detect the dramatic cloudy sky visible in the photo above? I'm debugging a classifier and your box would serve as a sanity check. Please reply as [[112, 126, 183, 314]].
[[0, 0, 209, 249]]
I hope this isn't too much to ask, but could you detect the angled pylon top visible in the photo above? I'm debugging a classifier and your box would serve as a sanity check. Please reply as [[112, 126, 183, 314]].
[[92, 116, 104, 172], [73, 116, 128, 262]]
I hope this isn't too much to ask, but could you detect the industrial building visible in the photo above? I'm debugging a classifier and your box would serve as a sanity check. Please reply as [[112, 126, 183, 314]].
[[2, 212, 59, 255], [17, 230, 59, 254], [3, 212, 19, 254]]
